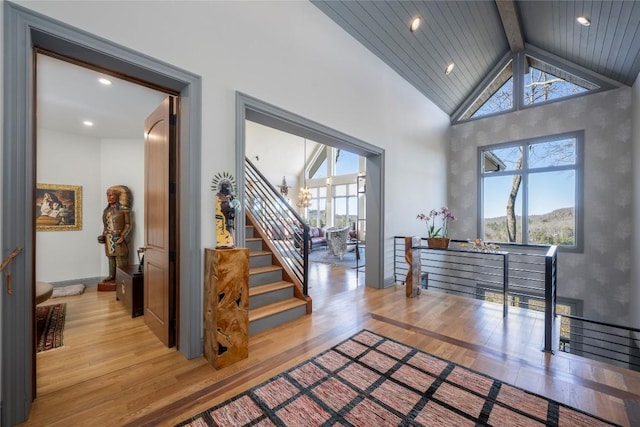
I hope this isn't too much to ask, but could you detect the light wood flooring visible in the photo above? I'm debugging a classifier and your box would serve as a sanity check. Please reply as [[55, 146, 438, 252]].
[[22, 262, 640, 426]]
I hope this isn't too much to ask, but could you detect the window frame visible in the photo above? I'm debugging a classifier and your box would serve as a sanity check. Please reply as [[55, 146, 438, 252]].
[[477, 131, 584, 252], [452, 50, 618, 124], [331, 183, 358, 228]]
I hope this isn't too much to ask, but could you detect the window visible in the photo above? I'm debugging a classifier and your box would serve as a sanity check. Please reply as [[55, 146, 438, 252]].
[[334, 149, 359, 175], [454, 52, 603, 123], [479, 131, 582, 249], [524, 57, 595, 106], [461, 61, 513, 120], [332, 183, 357, 228], [307, 187, 326, 228]]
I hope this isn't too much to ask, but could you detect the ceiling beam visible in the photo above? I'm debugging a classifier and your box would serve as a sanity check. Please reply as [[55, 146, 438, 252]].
[[495, 0, 524, 52]]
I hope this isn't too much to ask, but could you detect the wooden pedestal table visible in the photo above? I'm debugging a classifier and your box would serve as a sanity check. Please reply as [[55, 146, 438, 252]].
[[203, 248, 249, 369]]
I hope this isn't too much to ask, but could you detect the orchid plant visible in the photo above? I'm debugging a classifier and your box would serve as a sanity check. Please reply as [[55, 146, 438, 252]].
[[417, 206, 455, 238]]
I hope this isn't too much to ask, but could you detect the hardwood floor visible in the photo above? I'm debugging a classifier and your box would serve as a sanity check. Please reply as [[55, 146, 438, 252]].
[[22, 262, 639, 426]]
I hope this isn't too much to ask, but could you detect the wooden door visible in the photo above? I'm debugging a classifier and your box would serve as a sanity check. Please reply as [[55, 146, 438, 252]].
[[144, 97, 176, 347]]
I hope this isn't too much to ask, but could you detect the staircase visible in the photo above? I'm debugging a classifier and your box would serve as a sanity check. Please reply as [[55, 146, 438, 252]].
[[245, 222, 310, 335]]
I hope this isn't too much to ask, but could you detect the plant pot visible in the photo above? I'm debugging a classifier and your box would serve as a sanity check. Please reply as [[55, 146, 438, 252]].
[[427, 237, 450, 249]]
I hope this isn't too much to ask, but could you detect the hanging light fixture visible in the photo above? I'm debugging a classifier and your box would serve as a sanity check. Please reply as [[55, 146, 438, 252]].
[[297, 138, 312, 208], [279, 176, 289, 196]]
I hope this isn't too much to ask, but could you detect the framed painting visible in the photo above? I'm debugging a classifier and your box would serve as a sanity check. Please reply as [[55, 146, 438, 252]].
[[36, 183, 83, 231]]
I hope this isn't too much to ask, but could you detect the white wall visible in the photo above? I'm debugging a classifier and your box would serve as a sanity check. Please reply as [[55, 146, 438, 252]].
[[632, 74, 640, 328], [100, 138, 145, 275], [449, 87, 633, 325], [36, 129, 143, 283], [246, 122, 302, 211], [17, 0, 450, 283], [36, 129, 104, 282]]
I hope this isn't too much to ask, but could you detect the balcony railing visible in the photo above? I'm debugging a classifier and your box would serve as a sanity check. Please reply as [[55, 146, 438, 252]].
[[395, 236, 640, 371], [395, 237, 557, 351], [559, 315, 640, 371]]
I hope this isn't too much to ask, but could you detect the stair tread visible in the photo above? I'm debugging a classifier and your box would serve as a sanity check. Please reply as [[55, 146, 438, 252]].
[[246, 237, 262, 242], [250, 265, 282, 275], [250, 250, 271, 257], [249, 298, 307, 322], [249, 281, 294, 296]]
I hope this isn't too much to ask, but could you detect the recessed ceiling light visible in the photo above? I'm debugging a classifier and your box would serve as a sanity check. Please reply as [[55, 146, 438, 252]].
[[445, 63, 455, 75], [98, 77, 112, 85], [83, 120, 94, 127], [410, 17, 421, 32], [576, 16, 590, 26]]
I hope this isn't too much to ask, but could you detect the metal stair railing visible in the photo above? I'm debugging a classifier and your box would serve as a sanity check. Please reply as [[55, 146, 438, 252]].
[[245, 157, 309, 296]]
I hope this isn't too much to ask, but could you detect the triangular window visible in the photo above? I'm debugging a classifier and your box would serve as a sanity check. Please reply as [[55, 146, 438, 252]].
[[454, 51, 603, 123], [523, 56, 598, 105], [460, 61, 513, 120]]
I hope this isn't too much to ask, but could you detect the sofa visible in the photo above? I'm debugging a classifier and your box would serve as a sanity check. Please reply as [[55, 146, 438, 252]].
[[293, 225, 327, 252], [309, 227, 327, 250]]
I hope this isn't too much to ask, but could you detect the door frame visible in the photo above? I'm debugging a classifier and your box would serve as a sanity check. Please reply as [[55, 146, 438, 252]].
[[235, 92, 385, 289], [2, 3, 202, 425]]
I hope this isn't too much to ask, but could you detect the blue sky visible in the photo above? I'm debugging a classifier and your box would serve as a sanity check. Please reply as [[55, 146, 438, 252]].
[[484, 170, 574, 219]]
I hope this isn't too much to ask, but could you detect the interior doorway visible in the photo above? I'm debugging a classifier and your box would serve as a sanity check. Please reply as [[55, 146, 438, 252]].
[[235, 92, 385, 289], [2, 5, 203, 425], [35, 53, 166, 292], [34, 52, 177, 392]]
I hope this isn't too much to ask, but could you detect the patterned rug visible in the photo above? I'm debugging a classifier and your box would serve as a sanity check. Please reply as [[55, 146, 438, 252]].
[[308, 246, 365, 269], [176, 330, 619, 426], [36, 303, 66, 352]]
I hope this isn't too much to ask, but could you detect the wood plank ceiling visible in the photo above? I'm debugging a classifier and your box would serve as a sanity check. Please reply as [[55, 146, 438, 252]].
[[312, 0, 640, 116]]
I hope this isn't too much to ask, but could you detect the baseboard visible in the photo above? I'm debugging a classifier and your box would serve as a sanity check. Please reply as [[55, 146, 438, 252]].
[[50, 276, 103, 288]]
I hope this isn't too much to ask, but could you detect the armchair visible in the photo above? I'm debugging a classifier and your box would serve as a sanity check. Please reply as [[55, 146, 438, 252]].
[[325, 226, 350, 260]]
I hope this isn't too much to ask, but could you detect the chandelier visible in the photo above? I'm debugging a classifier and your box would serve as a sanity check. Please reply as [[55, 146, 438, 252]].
[[296, 138, 312, 208], [297, 186, 311, 208]]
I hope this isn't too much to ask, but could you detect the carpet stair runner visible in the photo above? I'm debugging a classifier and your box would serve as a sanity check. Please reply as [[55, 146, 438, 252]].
[[245, 219, 308, 335]]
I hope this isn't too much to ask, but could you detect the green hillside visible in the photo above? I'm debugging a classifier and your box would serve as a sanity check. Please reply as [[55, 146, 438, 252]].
[[484, 207, 574, 245]]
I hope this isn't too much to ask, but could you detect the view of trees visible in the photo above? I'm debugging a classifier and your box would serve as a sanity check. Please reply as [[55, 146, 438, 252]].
[[484, 207, 575, 245], [479, 59, 585, 245]]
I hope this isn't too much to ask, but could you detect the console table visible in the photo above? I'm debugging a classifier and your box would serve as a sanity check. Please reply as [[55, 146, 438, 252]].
[[115, 264, 144, 318]]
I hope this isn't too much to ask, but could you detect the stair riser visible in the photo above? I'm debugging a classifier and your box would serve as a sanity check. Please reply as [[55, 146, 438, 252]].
[[250, 254, 272, 268], [249, 270, 283, 287], [246, 226, 255, 238], [250, 287, 294, 309], [249, 305, 307, 335], [246, 239, 263, 252]]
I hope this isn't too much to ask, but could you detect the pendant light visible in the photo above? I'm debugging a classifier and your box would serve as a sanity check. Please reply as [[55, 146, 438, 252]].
[[297, 138, 312, 208]]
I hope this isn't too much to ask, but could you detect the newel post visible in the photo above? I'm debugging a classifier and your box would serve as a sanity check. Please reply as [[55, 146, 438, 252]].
[[405, 236, 421, 298]]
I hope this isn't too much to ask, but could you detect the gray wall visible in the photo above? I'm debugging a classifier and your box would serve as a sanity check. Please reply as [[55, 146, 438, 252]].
[[449, 87, 632, 325], [632, 75, 640, 328]]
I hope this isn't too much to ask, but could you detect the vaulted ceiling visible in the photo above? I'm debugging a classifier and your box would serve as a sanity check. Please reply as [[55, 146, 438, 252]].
[[312, 0, 640, 116]]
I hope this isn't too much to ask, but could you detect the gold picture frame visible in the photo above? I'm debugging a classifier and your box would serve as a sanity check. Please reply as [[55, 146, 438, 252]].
[[36, 183, 83, 231]]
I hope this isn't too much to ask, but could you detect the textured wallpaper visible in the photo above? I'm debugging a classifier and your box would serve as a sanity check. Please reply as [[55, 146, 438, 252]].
[[449, 87, 632, 325]]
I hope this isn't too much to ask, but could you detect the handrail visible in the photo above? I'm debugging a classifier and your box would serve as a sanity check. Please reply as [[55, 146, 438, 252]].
[[245, 158, 309, 296], [562, 314, 640, 333], [394, 236, 555, 340], [396, 236, 640, 370], [412, 241, 510, 317]]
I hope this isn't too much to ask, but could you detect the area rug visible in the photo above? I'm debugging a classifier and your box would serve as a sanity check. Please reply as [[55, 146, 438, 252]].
[[36, 303, 66, 352], [51, 283, 85, 298], [176, 330, 619, 426], [308, 247, 365, 269]]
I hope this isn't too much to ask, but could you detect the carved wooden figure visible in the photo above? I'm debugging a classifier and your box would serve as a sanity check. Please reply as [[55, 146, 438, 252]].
[[203, 248, 249, 369]]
